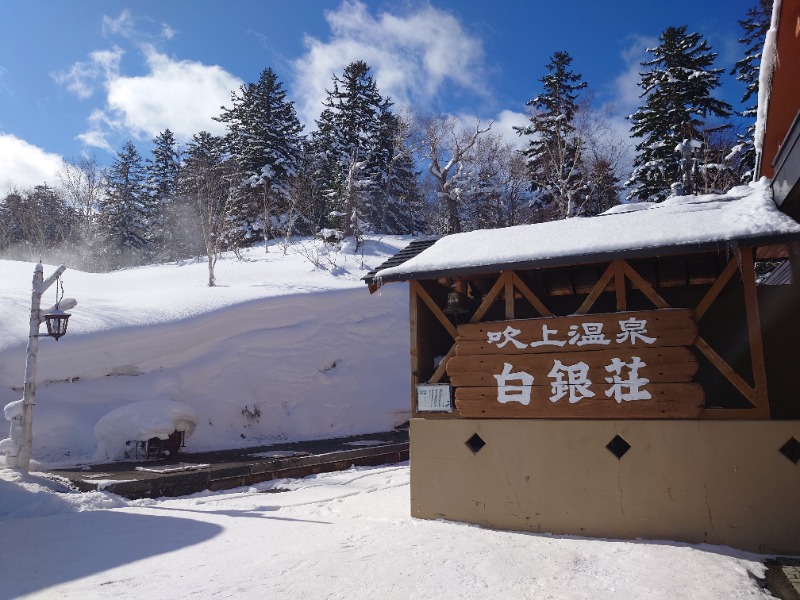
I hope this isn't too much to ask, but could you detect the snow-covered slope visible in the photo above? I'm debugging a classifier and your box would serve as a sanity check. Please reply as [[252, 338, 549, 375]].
[[0, 237, 412, 467]]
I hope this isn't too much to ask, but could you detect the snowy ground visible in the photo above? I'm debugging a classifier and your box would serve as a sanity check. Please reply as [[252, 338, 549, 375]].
[[0, 464, 775, 600]]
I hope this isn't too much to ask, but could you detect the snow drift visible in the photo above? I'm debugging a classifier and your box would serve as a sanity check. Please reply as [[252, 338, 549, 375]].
[[0, 237, 412, 467]]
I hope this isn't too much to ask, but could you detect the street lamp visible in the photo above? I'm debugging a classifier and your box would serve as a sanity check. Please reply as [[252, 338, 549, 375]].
[[4, 263, 77, 472], [44, 305, 71, 340]]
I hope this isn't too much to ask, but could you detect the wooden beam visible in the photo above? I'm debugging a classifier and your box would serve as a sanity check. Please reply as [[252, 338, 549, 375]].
[[739, 245, 771, 418], [511, 271, 553, 317], [470, 274, 506, 323], [428, 345, 456, 384], [693, 256, 739, 321], [504, 271, 515, 319], [693, 335, 756, 404], [426, 273, 507, 384], [622, 261, 671, 309], [574, 261, 617, 315], [615, 260, 627, 312], [410, 280, 458, 340]]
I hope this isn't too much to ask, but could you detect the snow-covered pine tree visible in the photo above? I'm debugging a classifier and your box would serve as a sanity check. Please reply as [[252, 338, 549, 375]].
[[310, 61, 388, 241], [583, 157, 621, 216], [216, 68, 304, 250], [730, 1, 772, 182], [145, 129, 183, 260], [99, 141, 154, 269], [372, 110, 424, 235], [626, 26, 732, 202], [515, 51, 589, 219]]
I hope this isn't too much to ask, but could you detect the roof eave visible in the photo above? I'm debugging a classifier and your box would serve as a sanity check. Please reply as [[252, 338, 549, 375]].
[[369, 232, 800, 285]]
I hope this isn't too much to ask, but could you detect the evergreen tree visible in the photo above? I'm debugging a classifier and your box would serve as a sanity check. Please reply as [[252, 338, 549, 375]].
[[0, 185, 78, 261], [99, 141, 153, 268], [583, 157, 621, 216], [310, 61, 388, 241], [515, 51, 589, 218], [145, 129, 183, 260], [627, 26, 732, 202], [216, 68, 304, 249], [372, 111, 424, 234], [730, 1, 772, 181]]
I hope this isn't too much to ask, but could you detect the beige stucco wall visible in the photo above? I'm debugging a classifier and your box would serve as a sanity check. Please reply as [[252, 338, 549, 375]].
[[410, 418, 800, 554]]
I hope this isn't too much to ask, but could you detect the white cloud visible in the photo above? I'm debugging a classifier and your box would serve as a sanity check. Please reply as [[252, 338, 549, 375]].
[[64, 45, 242, 151], [54, 10, 232, 151], [0, 133, 63, 189], [492, 110, 528, 150], [606, 35, 656, 117], [452, 110, 528, 151], [161, 24, 177, 40], [292, 0, 487, 128], [600, 36, 657, 185], [104, 46, 241, 141], [52, 47, 123, 100], [102, 10, 135, 39]]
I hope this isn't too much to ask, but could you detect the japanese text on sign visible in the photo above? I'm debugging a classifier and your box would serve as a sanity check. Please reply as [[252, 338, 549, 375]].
[[487, 317, 656, 351], [417, 384, 453, 412]]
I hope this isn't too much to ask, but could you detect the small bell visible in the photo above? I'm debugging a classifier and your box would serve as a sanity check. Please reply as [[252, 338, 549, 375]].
[[443, 290, 471, 322]]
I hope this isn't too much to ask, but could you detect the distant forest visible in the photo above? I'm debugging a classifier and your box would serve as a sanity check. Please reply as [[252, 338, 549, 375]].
[[0, 3, 770, 273]]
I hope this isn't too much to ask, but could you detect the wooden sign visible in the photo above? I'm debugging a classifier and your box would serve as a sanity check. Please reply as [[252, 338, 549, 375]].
[[456, 308, 696, 355], [448, 308, 703, 419]]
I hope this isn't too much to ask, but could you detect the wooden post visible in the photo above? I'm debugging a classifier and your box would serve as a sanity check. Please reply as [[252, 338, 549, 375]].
[[409, 282, 420, 417], [8, 263, 66, 472], [614, 260, 626, 312], [789, 241, 800, 289], [739, 245, 770, 418], [504, 271, 515, 319]]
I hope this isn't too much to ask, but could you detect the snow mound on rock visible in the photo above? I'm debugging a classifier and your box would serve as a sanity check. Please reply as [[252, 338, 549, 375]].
[[94, 399, 198, 461]]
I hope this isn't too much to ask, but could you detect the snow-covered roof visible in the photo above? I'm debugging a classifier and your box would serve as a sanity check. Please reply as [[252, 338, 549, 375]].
[[373, 181, 800, 283]]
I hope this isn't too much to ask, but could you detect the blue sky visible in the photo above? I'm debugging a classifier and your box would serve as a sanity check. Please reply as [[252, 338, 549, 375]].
[[0, 0, 755, 188]]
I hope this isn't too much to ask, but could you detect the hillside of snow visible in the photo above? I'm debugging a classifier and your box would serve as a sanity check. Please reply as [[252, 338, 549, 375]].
[[0, 236, 412, 468]]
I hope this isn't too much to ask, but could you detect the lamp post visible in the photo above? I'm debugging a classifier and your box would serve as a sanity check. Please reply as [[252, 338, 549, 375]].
[[5, 263, 77, 472]]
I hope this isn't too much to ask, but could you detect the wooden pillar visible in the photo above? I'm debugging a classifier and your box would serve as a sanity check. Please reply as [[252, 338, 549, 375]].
[[614, 260, 627, 311], [739, 245, 771, 418], [409, 282, 420, 417], [504, 271, 515, 319], [788, 241, 800, 289]]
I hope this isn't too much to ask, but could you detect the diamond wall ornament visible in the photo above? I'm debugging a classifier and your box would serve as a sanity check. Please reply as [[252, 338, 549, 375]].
[[779, 437, 800, 465], [606, 435, 631, 459], [466, 433, 486, 454]]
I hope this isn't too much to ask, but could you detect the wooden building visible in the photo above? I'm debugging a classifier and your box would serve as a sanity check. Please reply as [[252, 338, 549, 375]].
[[365, 186, 800, 553], [758, 0, 800, 218]]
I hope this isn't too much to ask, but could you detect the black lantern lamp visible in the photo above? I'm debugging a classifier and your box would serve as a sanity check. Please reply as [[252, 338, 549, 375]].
[[44, 308, 71, 340], [43, 276, 71, 340], [443, 280, 472, 324]]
